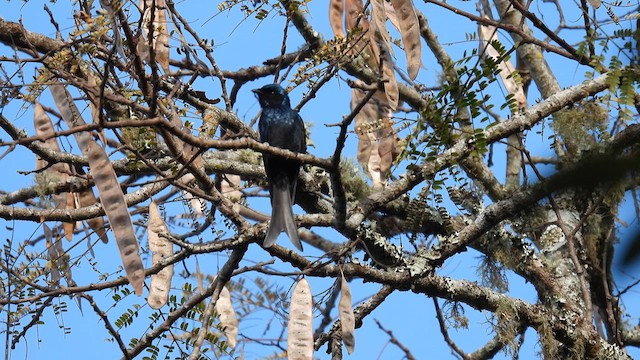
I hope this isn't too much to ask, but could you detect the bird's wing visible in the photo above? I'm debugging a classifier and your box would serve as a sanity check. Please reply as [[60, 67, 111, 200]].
[[294, 112, 307, 154]]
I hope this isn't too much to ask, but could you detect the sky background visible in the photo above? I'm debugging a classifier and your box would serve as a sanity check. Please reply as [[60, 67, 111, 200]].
[[1, 0, 640, 359]]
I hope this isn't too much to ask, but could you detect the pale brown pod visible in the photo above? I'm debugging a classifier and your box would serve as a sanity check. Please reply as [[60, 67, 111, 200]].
[[370, 0, 391, 52], [352, 89, 397, 188], [147, 200, 173, 309], [215, 285, 239, 349], [34, 102, 75, 239], [383, 1, 400, 32], [329, 0, 345, 37], [339, 275, 356, 354], [77, 187, 109, 244], [62, 192, 77, 240], [373, 93, 397, 186], [344, 0, 379, 65], [352, 89, 381, 187], [370, 0, 399, 111], [382, 55, 399, 111], [139, 0, 170, 73], [390, 0, 422, 80], [288, 278, 313, 360], [478, 21, 527, 109], [50, 83, 145, 295], [44, 222, 74, 286], [587, 0, 601, 9], [196, 262, 204, 295], [220, 174, 243, 203], [177, 174, 205, 217], [344, 0, 364, 31], [44, 223, 60, 285], [34, 102, 66, 170]]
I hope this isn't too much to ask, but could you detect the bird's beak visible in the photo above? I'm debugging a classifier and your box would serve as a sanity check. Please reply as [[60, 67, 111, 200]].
[[251, 88, 261, 95]]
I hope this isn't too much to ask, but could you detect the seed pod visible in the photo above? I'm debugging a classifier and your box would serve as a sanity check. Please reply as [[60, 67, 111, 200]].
[[215, 286, 238, 349], [329, 0, 345, 36], [50, 82, 144, 295], [339, 275, 355, 354], [288, 278, 313, 360], [390, 0, 421, 80], [147, 201, 173, 309], [139, 0, 170, 73], [34, 102, 75, 240]]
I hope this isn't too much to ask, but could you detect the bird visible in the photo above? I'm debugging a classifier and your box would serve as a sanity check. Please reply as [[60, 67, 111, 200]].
[[252, 83, 306, 250]]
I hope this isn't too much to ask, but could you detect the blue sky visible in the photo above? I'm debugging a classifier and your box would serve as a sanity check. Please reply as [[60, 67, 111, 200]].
[[1, 0, 640, 359]]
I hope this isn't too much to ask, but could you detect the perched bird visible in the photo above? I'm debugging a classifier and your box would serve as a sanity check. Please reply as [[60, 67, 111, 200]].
[[252, 84, 306, 250]]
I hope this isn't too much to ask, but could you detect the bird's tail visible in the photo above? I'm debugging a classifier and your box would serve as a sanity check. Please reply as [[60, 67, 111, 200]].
[[264, 186, 303, 250]]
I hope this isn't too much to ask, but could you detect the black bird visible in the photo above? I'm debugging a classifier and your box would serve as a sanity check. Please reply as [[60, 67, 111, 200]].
[[252, 84, 306, 250]]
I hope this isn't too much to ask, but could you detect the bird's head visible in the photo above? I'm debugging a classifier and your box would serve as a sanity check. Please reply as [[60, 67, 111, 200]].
[[252, 84, 291, 108]]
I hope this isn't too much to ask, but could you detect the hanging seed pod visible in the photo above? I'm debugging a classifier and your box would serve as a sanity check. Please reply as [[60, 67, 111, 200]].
[[216, 285, 239, 349], [390, 0, 421, 80], [339, 274, 355, 354], [288, 278, 313, 360], [139, 0, 170, 73], [34, 102, 76, 240], [50, 82, 145, 295], [147, 200, 173, 309]]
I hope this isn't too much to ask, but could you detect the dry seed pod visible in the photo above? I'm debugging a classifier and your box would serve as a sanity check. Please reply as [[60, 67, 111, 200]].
[[383, 0, 400, 32], [371, 0, 392, 59], [352, 89, 397, 188], [62, 192, 77, 240], [50, 83, 144, 295], [44, 223, 60, 285], [344, 0, 379, 64], [34, 102, 75, 239], [55, 234, 75, 286], [288, 278, 313, 360], [44, 222, 74, 286], [139, 0, 170, 73], [220, 174, 243, 203], [390, 0, 421, 80], [478, 21, 527, 109], [329, 0, 345, 36], [77, 187, 109, 244], [215, 285, 239, 349], [147, 201, 173, 309], [370, 0, 388, 40], [34, 102, 67, 172], [381, 52, 399, 111], [369, 0, 399, 111], [98, 0, 125, 58], [177, 174, 205, 217], [339, 275, 355, 354], [196, 262, 204, 295]]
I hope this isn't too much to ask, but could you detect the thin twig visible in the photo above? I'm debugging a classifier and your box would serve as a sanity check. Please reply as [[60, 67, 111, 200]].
[[433, 298, 467, 359], [374, 318, 417, 360], [80, 293, 131, 360], [314, 278, 341, 339], [11, 296, 54, 350], [330, 87, 377, 230]]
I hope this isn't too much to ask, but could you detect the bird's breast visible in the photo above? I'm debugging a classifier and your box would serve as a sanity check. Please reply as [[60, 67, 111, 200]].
[[259, 109, 304, 151]]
